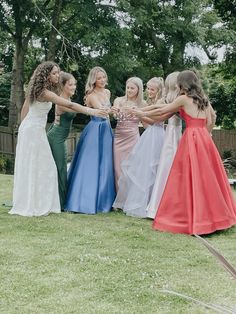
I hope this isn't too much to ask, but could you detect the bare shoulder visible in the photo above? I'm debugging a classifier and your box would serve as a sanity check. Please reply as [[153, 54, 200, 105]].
[[175, 94, 188, 103], [105, 88, 111, 98], [113, 96, 124, 107], [86, 93, 94, 101], [86, 93, 96, 106], [39, 89, 56, 102]]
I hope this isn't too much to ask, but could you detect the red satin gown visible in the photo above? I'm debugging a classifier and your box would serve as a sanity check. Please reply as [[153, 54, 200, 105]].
[[153, 109, 236, 235]]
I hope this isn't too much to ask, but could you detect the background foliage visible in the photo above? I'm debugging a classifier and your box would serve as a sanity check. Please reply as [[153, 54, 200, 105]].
[[0, 0, 235, 127]]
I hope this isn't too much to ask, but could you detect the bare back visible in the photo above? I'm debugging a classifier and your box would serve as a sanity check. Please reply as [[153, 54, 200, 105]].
[[180, 95, 216, 132], [181, 95, 207, 119]]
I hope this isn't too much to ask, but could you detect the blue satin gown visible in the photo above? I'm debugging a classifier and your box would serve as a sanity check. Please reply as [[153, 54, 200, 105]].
[[64, 116, 116, 214]]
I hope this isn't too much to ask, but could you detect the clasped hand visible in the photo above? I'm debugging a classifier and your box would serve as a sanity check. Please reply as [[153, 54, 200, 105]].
[[109, 106, 144, 118]]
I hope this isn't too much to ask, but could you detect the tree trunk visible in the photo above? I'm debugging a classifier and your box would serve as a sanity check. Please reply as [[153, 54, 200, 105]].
[[170, 33, 186, 71], [47, 0, 63, 61], [8, 39, 25, 128]]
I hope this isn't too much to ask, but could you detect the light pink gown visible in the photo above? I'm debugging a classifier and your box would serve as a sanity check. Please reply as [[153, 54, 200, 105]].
[[113, 116, 140, 190]]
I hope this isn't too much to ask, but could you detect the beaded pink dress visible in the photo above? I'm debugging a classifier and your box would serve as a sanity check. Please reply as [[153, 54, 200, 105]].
[[113, 113, 140, 191]]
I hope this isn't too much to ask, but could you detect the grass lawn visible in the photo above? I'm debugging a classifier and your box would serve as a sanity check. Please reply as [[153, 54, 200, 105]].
[[0, 174, 236, 314]]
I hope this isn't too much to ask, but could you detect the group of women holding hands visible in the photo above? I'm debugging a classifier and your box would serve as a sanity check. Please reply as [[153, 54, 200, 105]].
[[10, 61, 236, 236]]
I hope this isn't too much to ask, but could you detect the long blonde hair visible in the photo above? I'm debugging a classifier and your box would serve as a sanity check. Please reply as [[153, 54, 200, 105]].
[[146, 77, 165, 104], [125, 77, 144, 107], [84, 66, 107, 102], [164, 72, 180, 103]]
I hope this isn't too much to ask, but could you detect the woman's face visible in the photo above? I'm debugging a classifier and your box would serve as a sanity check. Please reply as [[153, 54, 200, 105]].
[[95, 71, 107, 88], [49, 66, 60, 84], [146, 83, 158, 99], [63, 78, 76, 97], [126, 81, 138, 99]]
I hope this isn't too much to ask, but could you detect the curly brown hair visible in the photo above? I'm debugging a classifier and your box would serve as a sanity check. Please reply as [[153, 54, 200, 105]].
[[26, 61, 60, 103], [177, 70, 209, 111]]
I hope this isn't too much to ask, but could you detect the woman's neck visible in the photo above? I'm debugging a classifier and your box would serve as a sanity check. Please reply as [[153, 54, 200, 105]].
[[60, 92, 70, 100], [94, 87, 105, 94], [127, 96, 137, 102]]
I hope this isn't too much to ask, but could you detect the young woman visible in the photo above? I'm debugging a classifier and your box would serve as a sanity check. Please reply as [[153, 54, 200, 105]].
[[9, 61, 107, 217], [113, 77, 166, 217], [137, 70, 236, 235], [64, 66, 116, 214], [146, 72, 182, 219], [47, 72, 77, 210], [112, 77, 145, 191]]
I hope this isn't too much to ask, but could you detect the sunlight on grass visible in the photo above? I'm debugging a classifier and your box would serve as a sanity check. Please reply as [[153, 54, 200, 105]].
[[0, 174, 236, 314]]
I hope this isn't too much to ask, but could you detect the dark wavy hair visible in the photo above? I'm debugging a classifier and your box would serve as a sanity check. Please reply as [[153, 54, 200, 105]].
[[26, 61, 60, 103], [177, 70, 209, 111]]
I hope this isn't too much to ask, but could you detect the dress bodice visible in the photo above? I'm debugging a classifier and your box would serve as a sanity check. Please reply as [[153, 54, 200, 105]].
[[88, 101, 111, 123], [57, 111, 76, 129], [90, 116, 110, 123], [180, 109, 206, 128], [153, 121, 164, 127], [21, 101, 52, 129], [168, 114, 182, 127], [115, 107, 140, 127], [29, 101, 52, 117], [47, 111, 76, 141], [100, 100, 111, 108]]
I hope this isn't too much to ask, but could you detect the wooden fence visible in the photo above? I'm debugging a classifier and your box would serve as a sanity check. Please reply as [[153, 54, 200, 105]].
[[0, 126, 17, 156], [0, 126, 80, 160], [0, 126, 236, 162], [212, 129, 236, 158]]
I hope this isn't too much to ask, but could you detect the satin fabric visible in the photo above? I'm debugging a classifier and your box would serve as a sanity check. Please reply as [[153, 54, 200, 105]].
[[113, 117, 140, 190], [64, 116, 116, 214], [153, 109, 236, 235], [47, 111, 76, 209]]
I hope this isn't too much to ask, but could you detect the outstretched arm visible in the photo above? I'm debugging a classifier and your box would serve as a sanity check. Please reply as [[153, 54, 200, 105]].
[[110, 97, 123, 116], [144, 96, 184, 117], [141, 117, 156, 126], [41, 90, 108, 118], [149, 112, 174, 122]]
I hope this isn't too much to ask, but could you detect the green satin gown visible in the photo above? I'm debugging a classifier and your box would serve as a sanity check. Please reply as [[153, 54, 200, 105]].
[[47, 112, 76, 209]]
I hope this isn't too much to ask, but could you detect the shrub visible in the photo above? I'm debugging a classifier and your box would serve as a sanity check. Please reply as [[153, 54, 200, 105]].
[[0, 154, 14, 174]]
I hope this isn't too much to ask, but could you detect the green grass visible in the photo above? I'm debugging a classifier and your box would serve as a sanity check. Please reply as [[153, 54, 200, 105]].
[[0, 174, 236, 314]]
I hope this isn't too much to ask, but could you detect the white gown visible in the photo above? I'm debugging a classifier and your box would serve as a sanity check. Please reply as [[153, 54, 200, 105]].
[[146, 115, 182, 219], [9, 101, 61, 216], [113, 122, 165, 217]]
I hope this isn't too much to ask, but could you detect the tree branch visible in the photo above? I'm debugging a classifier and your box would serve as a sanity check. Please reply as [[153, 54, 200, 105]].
[[202, 46, 217, 61], [0, 5, 15, 37]]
